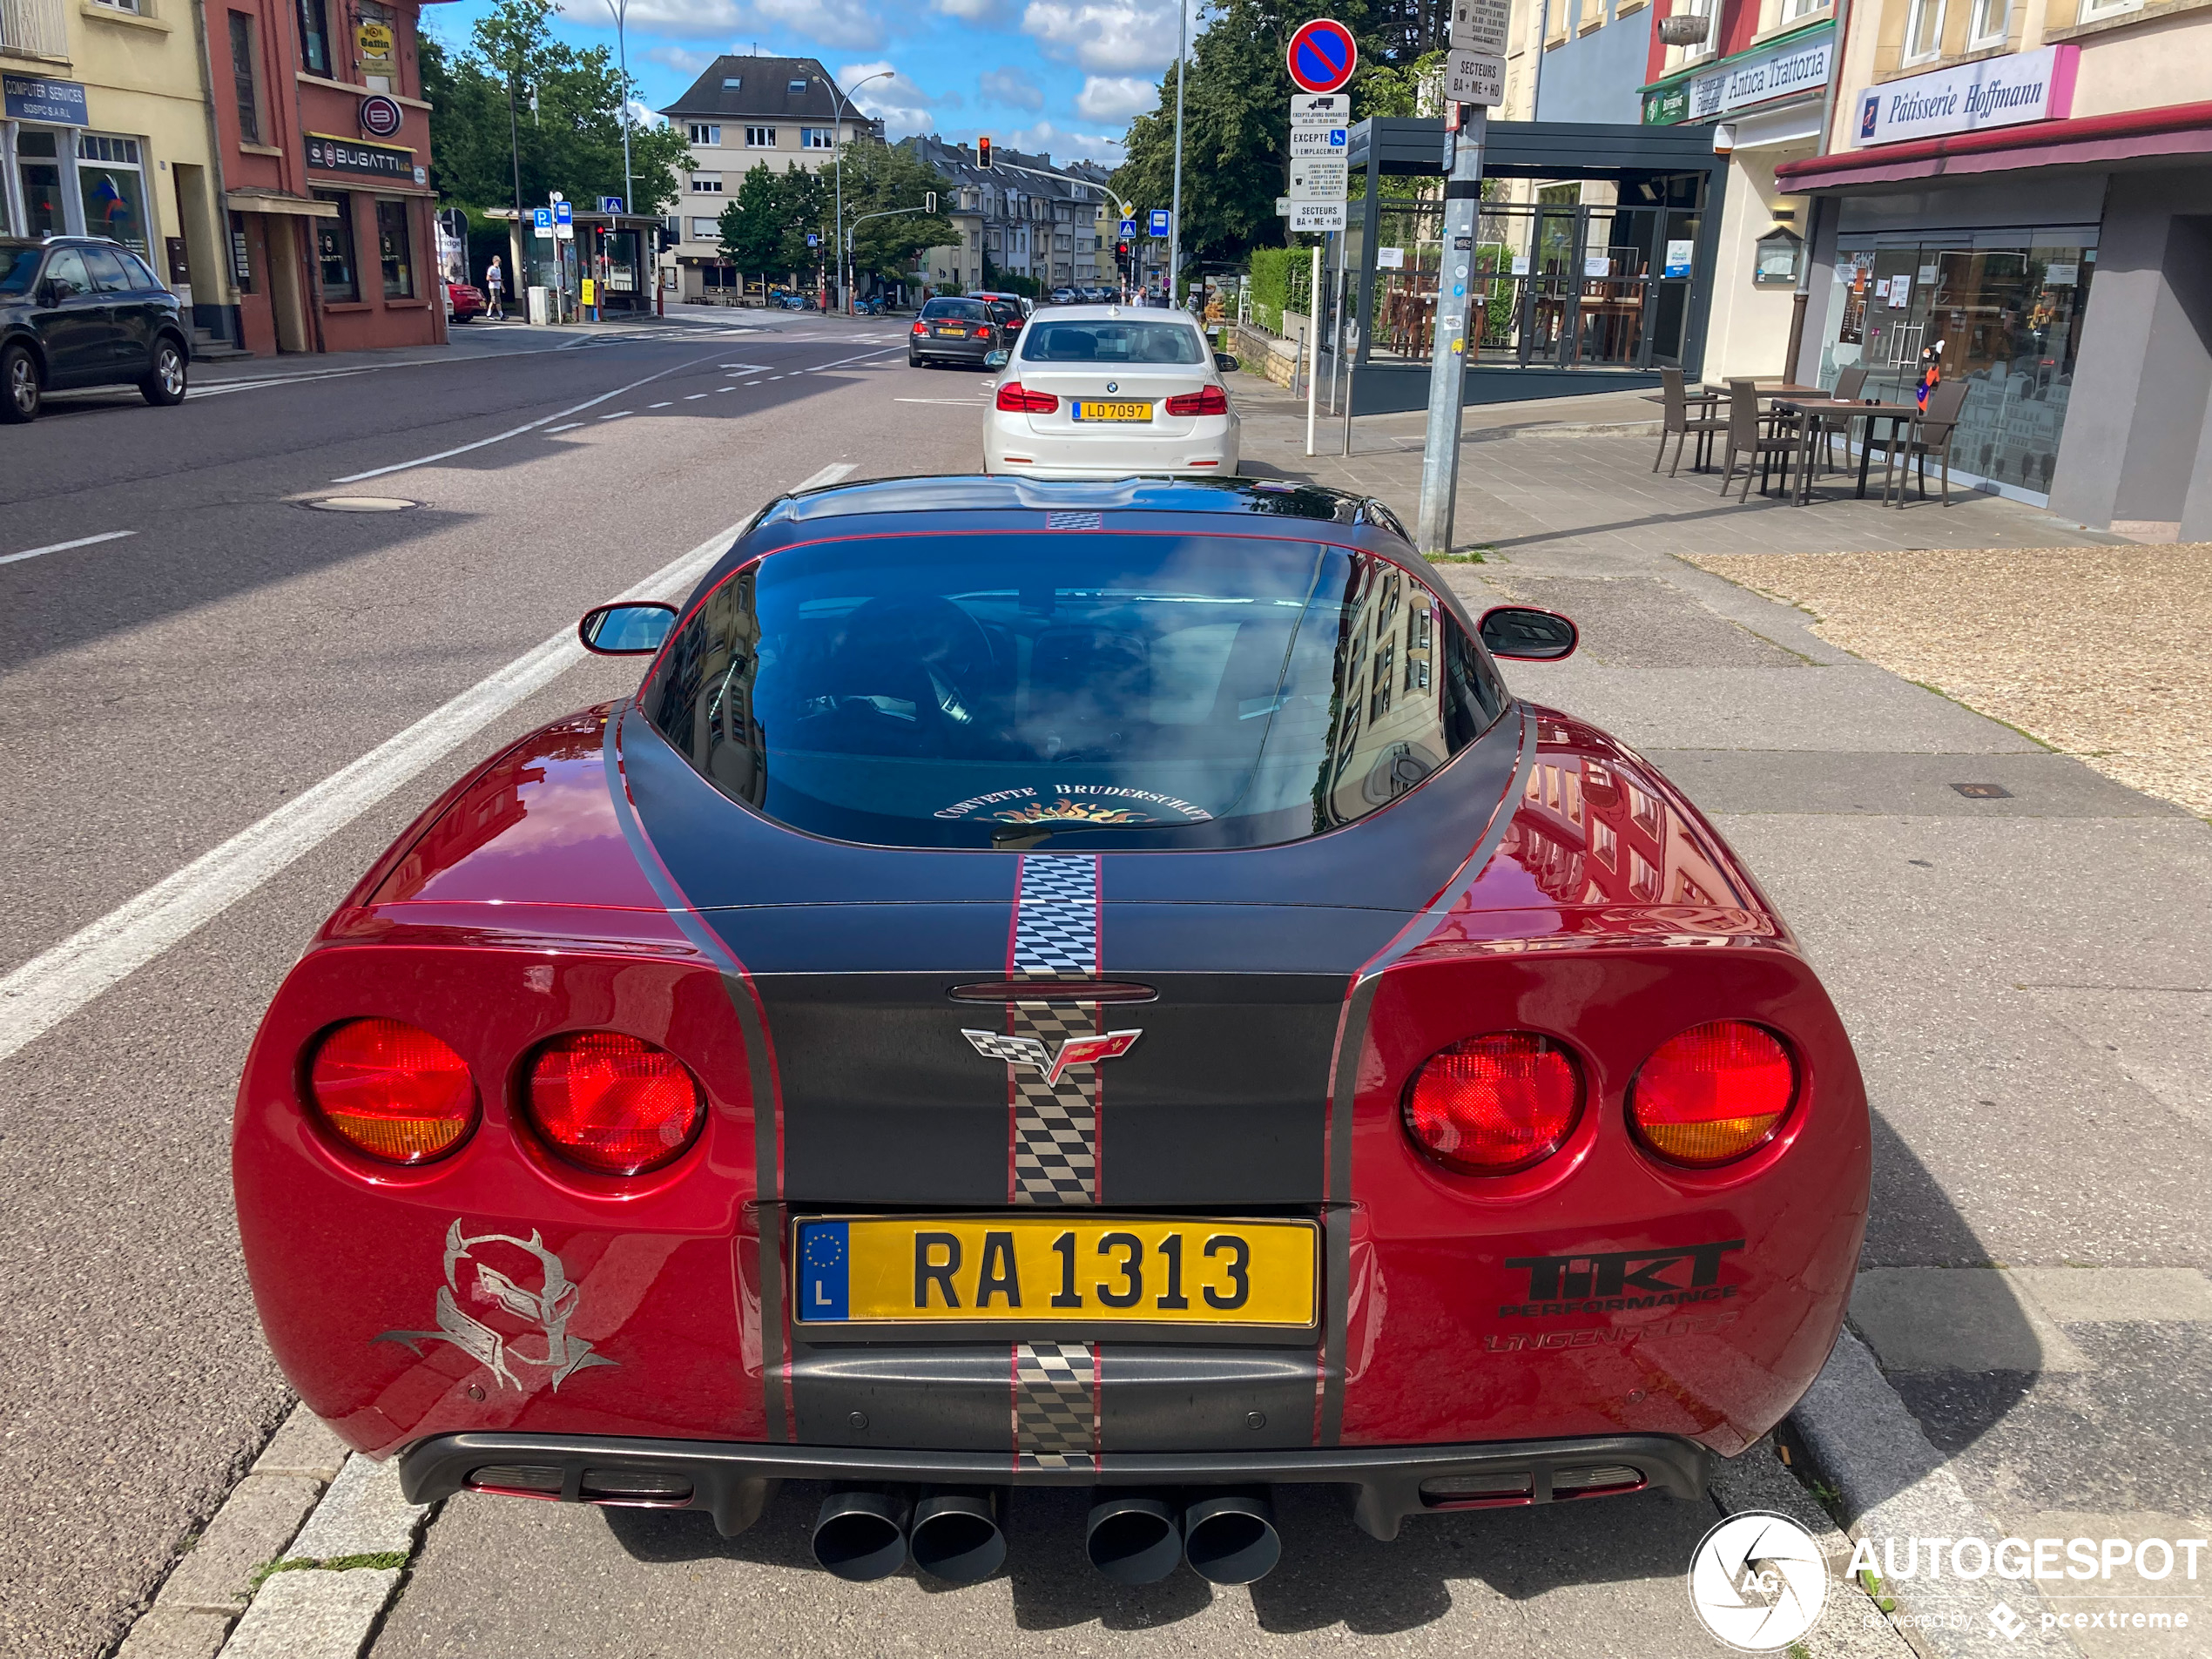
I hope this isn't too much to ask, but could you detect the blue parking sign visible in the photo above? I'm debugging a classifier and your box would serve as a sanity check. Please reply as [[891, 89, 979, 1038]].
[[1149, 208, 1170, 237]]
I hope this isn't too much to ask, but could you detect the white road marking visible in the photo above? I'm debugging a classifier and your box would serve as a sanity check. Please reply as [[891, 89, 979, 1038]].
[[685, 393, 708, 400], [895, 398, 989, 406], [545, 421, 584, 433], [718, 385, 736, 392], [599, 410, 631, 420], [794, 462, 857, 492], [0, 515, 761, 1068], [328, 352, 723, 483], [648, 401, 673, 409], [1, 529, 137, 567]]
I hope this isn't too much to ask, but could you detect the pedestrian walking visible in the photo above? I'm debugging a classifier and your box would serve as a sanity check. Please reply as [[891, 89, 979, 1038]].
[[485, 255, 506, 321]]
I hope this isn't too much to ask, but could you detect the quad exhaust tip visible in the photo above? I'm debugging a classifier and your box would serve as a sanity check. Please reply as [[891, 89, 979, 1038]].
[[813, 1489, 910, 1581], [1085, 1492, 1184, 1585], [909, 1489, 1007, 1584], [1182, 1491, 1281, 1585]]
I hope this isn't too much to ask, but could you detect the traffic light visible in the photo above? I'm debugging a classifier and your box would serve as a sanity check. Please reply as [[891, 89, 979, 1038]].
[[1116, 240, 1130, 269], [977, 136, 993, 170]]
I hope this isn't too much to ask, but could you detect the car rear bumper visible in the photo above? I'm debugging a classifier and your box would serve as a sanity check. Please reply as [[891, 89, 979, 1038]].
[[399, 1429, 1709, 1541], [914, 337, 997, 361], [983, 412, 1240, 479]]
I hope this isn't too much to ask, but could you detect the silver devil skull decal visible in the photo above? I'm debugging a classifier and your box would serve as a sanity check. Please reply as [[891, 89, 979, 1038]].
[[375, 1220, 616, 1392]]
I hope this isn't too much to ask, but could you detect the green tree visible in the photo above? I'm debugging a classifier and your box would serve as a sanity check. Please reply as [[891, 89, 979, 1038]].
[[1109, 0, 1394, 267], [424, 0, 691, 215], [836, 141, 958, 282], [716, 162, 831, 283]]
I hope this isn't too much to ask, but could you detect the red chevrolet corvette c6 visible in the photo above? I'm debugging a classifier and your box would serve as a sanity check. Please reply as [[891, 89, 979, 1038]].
[[233, 475, 1870, 1586]]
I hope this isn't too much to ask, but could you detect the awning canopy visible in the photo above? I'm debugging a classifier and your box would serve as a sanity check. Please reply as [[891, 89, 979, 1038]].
[[226, 189, 339, 219], [1776, 98, 2212, 192]]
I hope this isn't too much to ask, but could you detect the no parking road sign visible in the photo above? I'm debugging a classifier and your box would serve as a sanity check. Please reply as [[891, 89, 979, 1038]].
[[1286, 18, 1359, 96]]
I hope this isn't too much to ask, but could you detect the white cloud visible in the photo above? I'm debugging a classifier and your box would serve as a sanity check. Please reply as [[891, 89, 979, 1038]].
[[1022, 0, 1182, 74], [933, 0, 1012, 19], [839, 60, 934, 138], [623, 0, 881, 49], [1001, 119, 1125, 165], [978, 66, 1044, 111], [642, 44, 718, 76], [1075, 74, 1153, 123]]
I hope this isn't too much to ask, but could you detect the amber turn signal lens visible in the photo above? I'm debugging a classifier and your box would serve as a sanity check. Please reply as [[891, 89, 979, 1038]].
[[307, 1017, 478, 1164], [1629, 1020, 1797, 1167], [1402, 1032, 1583, 1175], [525, 1031, 704, 1177]]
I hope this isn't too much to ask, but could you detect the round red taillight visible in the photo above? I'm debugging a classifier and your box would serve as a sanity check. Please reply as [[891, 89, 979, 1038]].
[[1402, 1032, 1583, 1175], [524, 1032, 704, 1176], [1629, 1020, 1797, 1168], [307, 1017, 478, 1164]]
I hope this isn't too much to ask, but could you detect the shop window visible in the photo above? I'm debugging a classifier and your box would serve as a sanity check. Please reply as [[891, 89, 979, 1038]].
[[1902, 0, 1946, 60], [376, 199, 414, 298], [688, 123, 721, 145], [297, 0, 332, 77], [78, 136, 152, 258], [228, 12, 262, 145], [16, 131, 64, 239], [1966, 0, 2006, 41], [315, 191, 358, 300]]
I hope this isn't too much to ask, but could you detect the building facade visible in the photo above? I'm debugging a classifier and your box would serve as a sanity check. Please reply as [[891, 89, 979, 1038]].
[[210, 0, 450, 354], [3, 0, 229, 347], [1778, 0, 2212, 532], [901, 135, 1105, 294], [658, 54, 875, 301]]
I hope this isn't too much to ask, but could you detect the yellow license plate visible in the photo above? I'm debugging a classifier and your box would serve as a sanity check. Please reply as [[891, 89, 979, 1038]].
[[1074, 401, 1153, 422], [937, 327, 967, 336], [792, 1215, 1317, 1328]]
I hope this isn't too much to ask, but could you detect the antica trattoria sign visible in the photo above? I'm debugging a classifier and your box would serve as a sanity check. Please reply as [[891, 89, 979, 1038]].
[[305, 132, 414, 180], [1643, 27, 1831, 125], [1851, 44, 2077, 146]]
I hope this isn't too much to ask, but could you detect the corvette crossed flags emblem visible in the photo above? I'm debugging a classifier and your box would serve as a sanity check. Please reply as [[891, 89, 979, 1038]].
[[962, 1028, 1143, 1086]]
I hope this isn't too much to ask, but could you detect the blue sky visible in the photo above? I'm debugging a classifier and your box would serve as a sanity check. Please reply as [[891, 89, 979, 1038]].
[[427, 0, 1195, 167]]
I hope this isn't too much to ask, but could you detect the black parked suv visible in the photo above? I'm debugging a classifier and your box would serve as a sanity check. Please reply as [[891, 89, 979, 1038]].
[[1, 235, 190, 423]]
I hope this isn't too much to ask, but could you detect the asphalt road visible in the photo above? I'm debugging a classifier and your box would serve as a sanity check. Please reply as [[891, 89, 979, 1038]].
[[0, 313, 991, 1659]]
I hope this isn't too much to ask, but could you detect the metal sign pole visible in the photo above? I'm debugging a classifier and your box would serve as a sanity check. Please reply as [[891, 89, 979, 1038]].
[[1305, 239, 1323, 455], [1414, 104, 1489, 557]]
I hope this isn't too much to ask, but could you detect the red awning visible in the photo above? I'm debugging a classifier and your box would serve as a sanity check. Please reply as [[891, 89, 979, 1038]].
[[1777, 98, 2212, 192]]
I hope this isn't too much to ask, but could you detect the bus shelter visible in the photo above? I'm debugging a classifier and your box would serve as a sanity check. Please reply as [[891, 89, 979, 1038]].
[[1343, 119, 1730, 413], [570, 212, 658, 314]]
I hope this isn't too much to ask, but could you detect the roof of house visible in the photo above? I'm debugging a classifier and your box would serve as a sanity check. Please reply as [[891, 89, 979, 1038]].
[[660, 56, 850, 122], [899, 134, 1109, 206]]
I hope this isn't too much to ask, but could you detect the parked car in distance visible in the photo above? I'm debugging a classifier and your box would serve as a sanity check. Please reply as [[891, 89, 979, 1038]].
[[1048, 287, 1077, 305], [445, 281, 486, 324], [0, 235, 189, 423], [982, 306, 1241, 479], [908, 296, 1002, 368]]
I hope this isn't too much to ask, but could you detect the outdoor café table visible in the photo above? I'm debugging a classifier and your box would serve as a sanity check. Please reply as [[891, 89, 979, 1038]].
[[1774, 397, 1924, 504]]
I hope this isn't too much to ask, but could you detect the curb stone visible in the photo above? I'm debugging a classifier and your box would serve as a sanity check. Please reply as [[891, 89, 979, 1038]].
[[219, 1568, 403, 1659], [1789, 1330, 2082, 1659]]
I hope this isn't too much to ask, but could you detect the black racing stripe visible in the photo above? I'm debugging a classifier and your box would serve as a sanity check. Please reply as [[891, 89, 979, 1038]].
[[604, 705, 791, 1443], [1095, 1345, 1318, 1450], [1316, 709, 1536, 1446]]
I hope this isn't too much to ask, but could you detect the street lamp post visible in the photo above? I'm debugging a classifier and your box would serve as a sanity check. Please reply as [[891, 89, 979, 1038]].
[[599, 0, 633, 215], [817, 69, 894, 315], [1168, 0, 1188, 307]]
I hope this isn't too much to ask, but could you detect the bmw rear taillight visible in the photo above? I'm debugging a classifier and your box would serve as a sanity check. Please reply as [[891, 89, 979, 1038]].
[[912, 320, 927, 334], [524, 1031, 704, 1176], [307, 1017, 478, 1164], [1402, 1032, 1582, 1175], [1629, 1021, 1796, 1167], [1165, 385, 1229, 416], [995, 381, 1056, 413]]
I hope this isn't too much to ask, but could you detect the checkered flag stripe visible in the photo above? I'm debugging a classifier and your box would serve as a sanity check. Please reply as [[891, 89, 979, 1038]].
[[1044, 510, 1105, 531], [1012, 854, 1098, 977], [1013, 1341, 1096, 1469]]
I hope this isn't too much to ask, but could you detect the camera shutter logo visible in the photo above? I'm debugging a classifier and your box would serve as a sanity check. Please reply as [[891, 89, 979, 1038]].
[[1687, 1511, 1828, 1651], [361, 94, 404, 139]]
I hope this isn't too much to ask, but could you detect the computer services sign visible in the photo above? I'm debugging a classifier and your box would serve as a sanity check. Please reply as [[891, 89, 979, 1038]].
[[1852, 44, 2076, 146]]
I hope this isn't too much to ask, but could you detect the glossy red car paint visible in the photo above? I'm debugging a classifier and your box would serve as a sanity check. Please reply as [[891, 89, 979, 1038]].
[[235, 696, 1868, 1467]]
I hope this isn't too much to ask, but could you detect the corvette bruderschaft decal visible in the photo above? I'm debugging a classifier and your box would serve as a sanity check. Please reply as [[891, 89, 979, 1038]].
[[1498, 1240, 1745, 1318], [932, 785, 1213, 823], [375, 1221, 615, 1391]]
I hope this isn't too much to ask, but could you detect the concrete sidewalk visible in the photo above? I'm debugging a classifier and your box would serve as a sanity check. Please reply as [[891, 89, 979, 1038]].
[[1244, 377, 2212, 1659]]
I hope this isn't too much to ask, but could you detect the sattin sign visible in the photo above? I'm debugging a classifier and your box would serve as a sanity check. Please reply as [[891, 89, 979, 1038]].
[[1285, 18, 1359, 96]]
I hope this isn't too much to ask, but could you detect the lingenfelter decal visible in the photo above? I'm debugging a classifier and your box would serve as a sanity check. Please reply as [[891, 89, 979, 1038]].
[[375, 1221, 615, 1391], [1013, 1339, 1098, 1470]]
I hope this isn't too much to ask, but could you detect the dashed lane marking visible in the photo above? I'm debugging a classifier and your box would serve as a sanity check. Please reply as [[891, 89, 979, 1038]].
[[685, 393, 709, 400], [1, 529, 137, 567], [648, 401, 674, 409], [545, 421, 584, 433]]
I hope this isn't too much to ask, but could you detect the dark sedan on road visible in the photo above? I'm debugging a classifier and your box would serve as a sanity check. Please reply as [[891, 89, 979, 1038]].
[[908, 297, 1001, 368], [1, 235, 190, 423]]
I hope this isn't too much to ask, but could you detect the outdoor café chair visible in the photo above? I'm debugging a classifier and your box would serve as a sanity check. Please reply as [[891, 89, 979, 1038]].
[[1655, 366, 1724, 476], [1874, 379, 1971, 507], [1719, 380, 1803, 502]]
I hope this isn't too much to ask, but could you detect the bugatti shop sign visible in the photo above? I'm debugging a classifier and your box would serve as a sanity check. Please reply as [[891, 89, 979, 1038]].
[[359, 94, 404, 138], [306, 132, 414, 180]]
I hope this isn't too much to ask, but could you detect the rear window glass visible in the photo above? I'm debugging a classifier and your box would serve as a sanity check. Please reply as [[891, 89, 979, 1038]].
[[921, 299, 988, 320], [0, 247, 39, 294], [645, 535, 1506, 850], [1022, 321, 1204, 365]]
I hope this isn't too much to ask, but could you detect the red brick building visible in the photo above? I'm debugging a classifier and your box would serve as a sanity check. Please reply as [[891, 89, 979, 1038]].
[[207, 0, 452, 354]]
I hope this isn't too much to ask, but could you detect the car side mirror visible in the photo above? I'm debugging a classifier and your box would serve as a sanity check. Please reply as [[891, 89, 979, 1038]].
[[578, 601, 677, 655], [984, 349, 1009, 369], [1478, 604, 1578, 662], [37, 280, 59, 307], [1214, 351, 1239, 374]]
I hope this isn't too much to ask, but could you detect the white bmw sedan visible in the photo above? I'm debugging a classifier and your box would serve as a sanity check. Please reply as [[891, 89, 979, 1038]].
[[981, 307, 1241, 480]]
